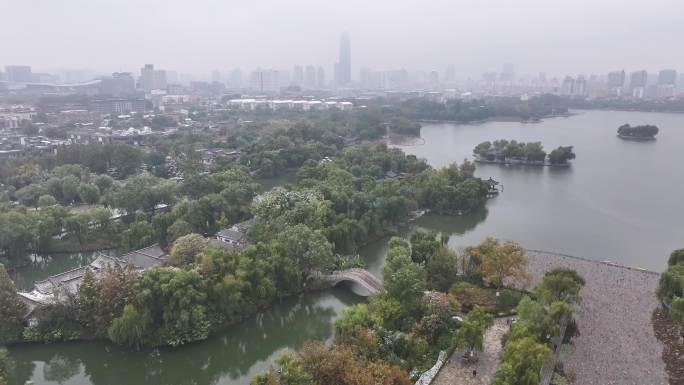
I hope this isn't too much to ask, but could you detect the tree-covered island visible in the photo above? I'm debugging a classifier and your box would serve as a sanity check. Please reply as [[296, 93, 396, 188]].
[[617, 124, 659, 140], [473, 140, 576, 166]]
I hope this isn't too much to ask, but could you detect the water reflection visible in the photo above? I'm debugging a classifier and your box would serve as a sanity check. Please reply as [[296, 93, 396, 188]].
[[10, 251, 114, 291], [9, 289, 361, 385], [360, 208, 488, 277]]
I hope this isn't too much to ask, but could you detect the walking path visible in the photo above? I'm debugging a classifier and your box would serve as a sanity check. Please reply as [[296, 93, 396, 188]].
[[432, 317, 511, 385]]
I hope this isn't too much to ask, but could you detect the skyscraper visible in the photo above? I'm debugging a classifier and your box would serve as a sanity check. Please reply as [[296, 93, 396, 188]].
[[335, 33, 351, 86], [139, 64, 154, 92], [316, 66, 325, 88]]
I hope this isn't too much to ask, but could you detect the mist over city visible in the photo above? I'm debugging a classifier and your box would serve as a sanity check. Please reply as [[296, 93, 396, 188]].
[[0, 2, 683, 385]]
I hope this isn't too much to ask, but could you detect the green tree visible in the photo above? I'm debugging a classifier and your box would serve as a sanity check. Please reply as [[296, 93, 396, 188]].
[[170, 233, 210, 266], [75, 268, 100, 332], [77, 183, 100, 205], [0, 347, 12, 385], [453, 320, 485, 355], [409, 229, 439, 265], [534, 268, 585, 305], [277, 224, 334, 275], [108, 304, 154, 349], [64, 212, 90, 245], [0, 212, 33, 263], [14, 184, 46, 207], [38, 194, 58, 208], [668, 249, 684, 266], [426, 246, 459, 291], [334, 304, 377, 346], [0, 264, 26, 344], [492, 337, 553, 385], [168, 219, 193, 241], [453, 306, 494, 358], [93, 175, 114, 193], [61, 175, 80, 204]]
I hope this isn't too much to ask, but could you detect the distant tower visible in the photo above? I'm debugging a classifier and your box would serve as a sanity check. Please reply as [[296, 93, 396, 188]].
[[335, 32, 352, 86]]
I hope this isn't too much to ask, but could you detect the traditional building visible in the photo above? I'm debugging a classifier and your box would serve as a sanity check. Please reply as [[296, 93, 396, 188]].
[[17, 245, 167, 321]]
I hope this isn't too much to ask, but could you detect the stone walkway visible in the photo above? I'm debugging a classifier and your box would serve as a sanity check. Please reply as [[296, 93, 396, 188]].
[[432, 317, 511, 385]]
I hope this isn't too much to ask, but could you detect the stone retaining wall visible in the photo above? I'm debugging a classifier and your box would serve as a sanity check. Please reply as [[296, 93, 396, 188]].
[[415, 351, 447, 385]]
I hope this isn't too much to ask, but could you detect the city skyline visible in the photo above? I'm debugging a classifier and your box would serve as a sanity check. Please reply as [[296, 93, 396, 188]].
[[2, 0, 684, 79]]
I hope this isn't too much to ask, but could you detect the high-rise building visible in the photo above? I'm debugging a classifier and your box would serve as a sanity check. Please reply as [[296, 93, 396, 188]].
[[387, 69, 408, 89], [607, 70, 625, 88], [575, 76, 587, 96], [211, 69, 222, 83], [445, 65, 456, 83], [153, 70, 167, 90], [428, 71, 439, 88], [166, 70, 178, 84], [293, 65, 304, 85], [249, 69, 280, 92], [139, 64, 154, 92], [304, 66, 316, 88], [538, 72, 547, 84], [500, 63, 515, 82], [229, 68, 243, 89], [100, 72, 136, 96], [561, 76, 575, 95], [629, 70, 647, 99], [316, 66, 325, 88], [335, 33, 351, 86], [5, 65, 33, 83], [630, 70, 648, 88], [658, 69, 677, 85], [360, 68, 387, 90]]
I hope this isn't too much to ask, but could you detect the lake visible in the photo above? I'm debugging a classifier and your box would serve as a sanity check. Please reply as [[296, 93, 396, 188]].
[[392, 109, 684, 271], [9, 109, 684, 385]]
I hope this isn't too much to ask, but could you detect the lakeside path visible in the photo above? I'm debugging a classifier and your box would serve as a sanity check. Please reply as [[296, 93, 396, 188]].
[[432, 317, 511, 385], [526, 251, 668, 385]]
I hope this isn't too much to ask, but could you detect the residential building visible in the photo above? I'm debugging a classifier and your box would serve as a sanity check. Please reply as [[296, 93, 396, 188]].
[[5, 65, 33, 82], [91, 98, 146, 115]]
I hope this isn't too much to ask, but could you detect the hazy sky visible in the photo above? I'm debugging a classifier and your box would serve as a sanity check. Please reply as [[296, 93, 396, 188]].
[[2, 0, 683, 79]]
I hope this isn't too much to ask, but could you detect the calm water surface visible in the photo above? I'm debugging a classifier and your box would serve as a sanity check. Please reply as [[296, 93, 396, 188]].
[[10, 110, 684, 384], [8, 288, 361, 385], [394, 109, 684, 271]]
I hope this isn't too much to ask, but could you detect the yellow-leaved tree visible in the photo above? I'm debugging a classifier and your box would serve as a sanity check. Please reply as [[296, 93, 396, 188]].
[[469, 237, 530, 288]]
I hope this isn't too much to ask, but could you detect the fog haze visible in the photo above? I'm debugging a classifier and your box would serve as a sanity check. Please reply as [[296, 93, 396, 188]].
[[2, 0, 683, 77]]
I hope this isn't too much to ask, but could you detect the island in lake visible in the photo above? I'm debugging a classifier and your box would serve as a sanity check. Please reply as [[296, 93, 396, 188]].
[[473, 139, 576, 166], [617, 123, 659, 140]]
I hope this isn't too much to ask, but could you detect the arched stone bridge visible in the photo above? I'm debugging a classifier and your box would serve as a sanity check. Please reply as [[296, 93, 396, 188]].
[[315, 268, 384, 296]]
